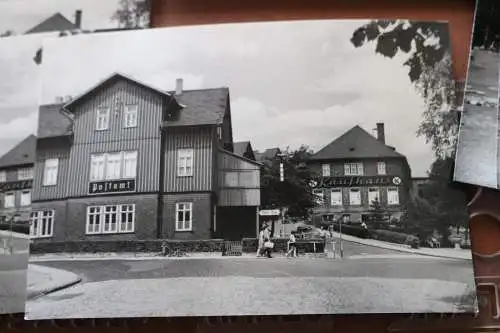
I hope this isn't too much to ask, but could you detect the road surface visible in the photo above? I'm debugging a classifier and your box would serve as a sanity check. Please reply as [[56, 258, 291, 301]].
[[26, 240, 477, 319], [455, 49, 499, 189], [0, 231, 29, 314]]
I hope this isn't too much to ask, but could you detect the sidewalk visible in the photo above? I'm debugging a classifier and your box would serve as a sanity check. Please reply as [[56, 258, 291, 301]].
[[30, 251, 335, 262], [26, 264, 82, 300], [332, 232, 472, 260]]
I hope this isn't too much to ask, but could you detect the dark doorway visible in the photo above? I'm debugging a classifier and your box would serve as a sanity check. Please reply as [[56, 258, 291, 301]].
[[215, 206, 257, 240]]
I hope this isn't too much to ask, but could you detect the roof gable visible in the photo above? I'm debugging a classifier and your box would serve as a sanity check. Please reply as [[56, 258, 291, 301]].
[[64, 72, 179, 111], [233, 141, 256, 161], [311, 125, 404, 161], [25, 13, 76, 34], [0, 135, 36, 169], [38, 103, 72, 138]]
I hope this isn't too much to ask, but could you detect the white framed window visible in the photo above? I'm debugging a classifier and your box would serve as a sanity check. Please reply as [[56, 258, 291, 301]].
[[368, 188, 380, 205], [377, 161, 386, 175], [322, 164, 331, 177], [30, 210, 54, 238], [103, 205, 118, 233], [105, 152, 122, 180], [96, 107, 110, 130], [89, 151, 137, 181], [86, 204, 135, 235], [122, 151, 138, 179], [90, 154, 105, 181], [387, 187, 400, 205], [20, 191, 31, 206], [17, 167, 33, 180], [330, 188, 342, 206], [176, 202, 192, 231], [349, 188, 361, 205], [0, 171, 5, 183], [313, 189, 324, 205], [43, 158, 59, 186], [3, 193, 14, 208], [177, 149, 194, 177], [123, 105, 138, 128], [344, 162, 364, 176]]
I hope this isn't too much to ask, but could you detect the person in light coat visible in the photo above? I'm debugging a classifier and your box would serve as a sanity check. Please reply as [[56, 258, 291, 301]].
[[257, 225, 266, 257]]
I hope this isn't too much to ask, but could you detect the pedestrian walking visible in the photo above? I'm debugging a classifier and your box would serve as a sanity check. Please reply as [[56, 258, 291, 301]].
[[286, 231, 297, 257], [262, 225, 273, 258], [257, 225, 266, 257]]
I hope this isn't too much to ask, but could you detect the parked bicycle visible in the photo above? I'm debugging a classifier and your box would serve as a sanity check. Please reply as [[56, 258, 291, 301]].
[[160, 241, 188, 257]]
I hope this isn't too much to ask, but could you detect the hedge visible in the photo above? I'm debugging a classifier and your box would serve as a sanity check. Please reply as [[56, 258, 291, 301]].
[[329, 224, 370, 239], [370, 229, 415, 245], [30, 239, 225, 254]]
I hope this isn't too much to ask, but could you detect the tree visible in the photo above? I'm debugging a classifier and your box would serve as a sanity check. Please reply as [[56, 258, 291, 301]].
[[0, 30, 14, 37], [112, 0, 151, 29], [364, 198, 389, 229], [351, 20, 458, 158], [260, 146, 316, 219], [406, 157, 468, 244]]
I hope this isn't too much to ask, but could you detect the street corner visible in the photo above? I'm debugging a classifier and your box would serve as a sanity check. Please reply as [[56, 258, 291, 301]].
[[27, 264, 82, 300]]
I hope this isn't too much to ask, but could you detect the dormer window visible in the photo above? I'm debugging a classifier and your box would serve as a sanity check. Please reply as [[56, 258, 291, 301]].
[[344, 162, 363, 176], [0, 171, 5, 183], [124, 105, 138, 128], [322, 164, 330, 177], [96, 107, 110, 131]]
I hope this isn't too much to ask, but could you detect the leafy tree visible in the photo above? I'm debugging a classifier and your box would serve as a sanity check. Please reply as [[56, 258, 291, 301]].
[[0, 30, 14, 37], [365, 198, 388, 229], [112, 0, 151, 29], [351, 20, 458, 158], [260, 145, 316, 219], [406, 157, 468, 244]]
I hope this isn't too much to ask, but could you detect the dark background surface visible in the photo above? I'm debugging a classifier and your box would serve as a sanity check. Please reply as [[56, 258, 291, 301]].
[[4, 0, 495, 332]]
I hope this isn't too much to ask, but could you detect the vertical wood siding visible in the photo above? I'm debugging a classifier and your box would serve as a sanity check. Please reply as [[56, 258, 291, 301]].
[[34, 78, 164, 200], [72, 80, 163, 144], [164, 127, 213, 192], [65, 139, 160, 197], [32, 145, 69, 201]]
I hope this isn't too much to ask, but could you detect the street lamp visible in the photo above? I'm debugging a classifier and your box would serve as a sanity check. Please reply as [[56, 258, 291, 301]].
[[278, 153, 286, 238]]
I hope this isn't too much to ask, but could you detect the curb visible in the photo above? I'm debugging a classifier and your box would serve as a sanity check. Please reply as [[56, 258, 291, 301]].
[[338, 236, 472, 261], [27, 265, 82, 300]]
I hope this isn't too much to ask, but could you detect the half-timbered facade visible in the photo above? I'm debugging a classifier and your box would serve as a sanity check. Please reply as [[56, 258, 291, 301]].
[[0, 135, 36, 229], [308, 123, 412, 225], [31, 73, 261, 242]]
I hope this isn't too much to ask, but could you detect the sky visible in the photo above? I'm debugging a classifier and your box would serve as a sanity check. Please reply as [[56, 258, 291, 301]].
[[2, 19, 450, 177], [0, 0, 124, 156]]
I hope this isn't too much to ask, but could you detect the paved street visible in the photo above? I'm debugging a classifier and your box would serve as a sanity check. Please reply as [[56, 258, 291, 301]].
[[0, 231, 29, 314], [26, 240, 477, 319], [455, 49, 499, 188]]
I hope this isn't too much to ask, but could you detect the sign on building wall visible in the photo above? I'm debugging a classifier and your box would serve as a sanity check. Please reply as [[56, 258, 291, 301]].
[[312, 176, 402, 188], [259, 209, 281, 216], [0, 180, 33, 192], [88, 179, 136, 195]]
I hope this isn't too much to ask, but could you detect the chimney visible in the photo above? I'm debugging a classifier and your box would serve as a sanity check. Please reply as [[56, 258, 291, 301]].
[[75, 10, 82, 29], [376, 122, 385, 144], [175, 78, 183, 95]]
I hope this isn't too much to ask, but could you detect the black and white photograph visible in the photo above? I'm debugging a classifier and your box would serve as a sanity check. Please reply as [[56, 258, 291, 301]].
[[0, 0, 151, 314], [454, 0, 500, 189], [22, 20, 476, 319]]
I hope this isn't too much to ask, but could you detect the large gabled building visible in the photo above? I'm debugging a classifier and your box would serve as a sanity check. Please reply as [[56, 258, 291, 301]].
[[0, 135, 36, 226], [308, 123, 412, 225], [31, 73, 261, 242]]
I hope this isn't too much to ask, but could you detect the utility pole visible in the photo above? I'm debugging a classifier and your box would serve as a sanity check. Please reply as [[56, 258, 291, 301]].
[[279, 153, 285, 238], [338, 215, 345, 258]]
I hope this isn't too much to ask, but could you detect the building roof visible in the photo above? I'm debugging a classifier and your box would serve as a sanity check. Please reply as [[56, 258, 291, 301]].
[[233, 141, 256, 161], [25, 13, 77, 34], [164, 88, 229, 127], [38, 103, 72, 139], [0, 135, 36, 169], [254, 148, 281, 162], [310, 125, 404, 161]]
